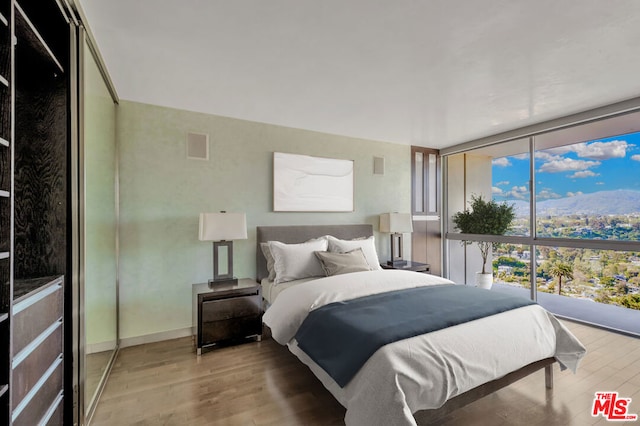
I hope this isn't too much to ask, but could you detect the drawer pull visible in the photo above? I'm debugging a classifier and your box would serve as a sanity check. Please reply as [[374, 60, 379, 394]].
[[13, 281, 62, 315], [12, 319, 62, 369], [11, 356, 63, 423]]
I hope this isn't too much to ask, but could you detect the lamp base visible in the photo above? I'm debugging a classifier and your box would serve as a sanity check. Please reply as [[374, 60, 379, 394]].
[[387, 260, 408, 267], [208, 277, 238, 288]]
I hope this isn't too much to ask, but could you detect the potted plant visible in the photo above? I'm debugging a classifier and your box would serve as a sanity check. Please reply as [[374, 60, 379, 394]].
[[451, 195, 515, 289]]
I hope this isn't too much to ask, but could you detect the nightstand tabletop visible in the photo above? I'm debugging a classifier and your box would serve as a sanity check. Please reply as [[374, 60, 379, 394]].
[[192, 278, 259, 296], [381, 261, 430, 272]]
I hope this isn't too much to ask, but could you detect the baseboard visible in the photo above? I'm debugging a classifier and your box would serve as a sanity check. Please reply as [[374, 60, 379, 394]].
[[86, 340, 117, 355], [120, 327, 193, 349]]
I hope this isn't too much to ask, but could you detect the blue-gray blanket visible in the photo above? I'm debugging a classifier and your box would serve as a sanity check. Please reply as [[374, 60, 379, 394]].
[[295, 284, 536, 387]]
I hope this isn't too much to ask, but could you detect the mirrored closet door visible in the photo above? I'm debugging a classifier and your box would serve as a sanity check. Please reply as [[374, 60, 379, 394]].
[[79, 28, 119, 423]]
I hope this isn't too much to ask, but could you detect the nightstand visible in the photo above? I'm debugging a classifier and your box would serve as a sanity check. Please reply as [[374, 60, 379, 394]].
[[381, 261, 430, 273], [192, 278, 262, 355]]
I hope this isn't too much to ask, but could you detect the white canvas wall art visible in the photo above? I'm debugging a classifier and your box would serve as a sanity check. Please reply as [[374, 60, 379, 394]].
[[273, 152, 354, 212]]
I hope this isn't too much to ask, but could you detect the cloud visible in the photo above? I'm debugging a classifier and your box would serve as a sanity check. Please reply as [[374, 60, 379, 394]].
[[512, 153, 530, 160], [543, 140, 630, 160], [596, 181, 605, 185], [537, 189, 562, 200], [495, 180, 510, 186], [572, 140, 629, 160], [505, 185, 528, 199], [524, 140, 632, 164], [632, 154, 640, 161], [492, 157, 511, 167], [492, 186, 503, 195], [538, 158, 600, 173], [567, 191, 584, 197], [535, 151, 563, 162], [569, 170, 599, 179]]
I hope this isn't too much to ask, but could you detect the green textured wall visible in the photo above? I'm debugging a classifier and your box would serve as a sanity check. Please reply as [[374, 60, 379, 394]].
[[117, 100, 411, 340], [84, 41, 117, 349]]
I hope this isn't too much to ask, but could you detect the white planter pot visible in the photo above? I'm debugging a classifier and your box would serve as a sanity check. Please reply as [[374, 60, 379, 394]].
[[476, 272, 493, 289]]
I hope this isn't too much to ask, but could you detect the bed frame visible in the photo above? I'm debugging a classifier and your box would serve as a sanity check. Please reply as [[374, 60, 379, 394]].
[[414, 357, 554, 423], [256, 224, 555, 424]]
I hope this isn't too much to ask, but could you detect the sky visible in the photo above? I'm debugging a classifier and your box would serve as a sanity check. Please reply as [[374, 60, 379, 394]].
[[492, 131, 640, 202]]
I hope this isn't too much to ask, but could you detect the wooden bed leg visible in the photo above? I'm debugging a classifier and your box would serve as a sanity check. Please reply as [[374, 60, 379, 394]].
[[545, 365, 553, 389]]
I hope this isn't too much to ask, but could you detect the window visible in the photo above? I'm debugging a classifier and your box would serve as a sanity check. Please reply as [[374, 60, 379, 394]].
[[412, 147, 439, 214], [451, 138, 531, 236], [494, 243, 533, 288], [534, 133, 640, 240], [536, 247, 640, 305], [444, 110, 640, 331]]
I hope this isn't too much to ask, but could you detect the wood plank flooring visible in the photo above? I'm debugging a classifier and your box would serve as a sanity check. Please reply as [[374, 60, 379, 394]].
[[86, 350, 116, 407], [91, 321, 640, 425]]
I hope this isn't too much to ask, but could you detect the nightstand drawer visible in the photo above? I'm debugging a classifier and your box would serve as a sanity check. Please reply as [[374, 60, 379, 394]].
[[202, 294, 261, 322], [201, 315, 262, 343], [193, 279, 263, 354]]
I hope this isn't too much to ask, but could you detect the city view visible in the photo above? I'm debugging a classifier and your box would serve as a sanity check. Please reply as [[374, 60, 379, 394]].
[[491, 133, 640, 311]]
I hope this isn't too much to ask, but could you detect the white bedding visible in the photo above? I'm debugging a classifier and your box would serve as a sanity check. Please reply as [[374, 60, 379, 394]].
[[263, 269, 587, 426], [261, 277, 317, 305]]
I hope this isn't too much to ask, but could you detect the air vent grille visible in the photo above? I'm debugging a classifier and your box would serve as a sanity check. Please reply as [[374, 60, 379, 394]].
[[187, 132, 209, 160]]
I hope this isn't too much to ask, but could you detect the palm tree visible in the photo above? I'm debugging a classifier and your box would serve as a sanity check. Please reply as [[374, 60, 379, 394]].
[[549, 262, 573, 295]]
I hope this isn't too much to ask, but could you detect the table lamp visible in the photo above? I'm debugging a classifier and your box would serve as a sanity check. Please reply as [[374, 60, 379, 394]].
[[199, 212, 247, 285], [379, 212, 413, 267]]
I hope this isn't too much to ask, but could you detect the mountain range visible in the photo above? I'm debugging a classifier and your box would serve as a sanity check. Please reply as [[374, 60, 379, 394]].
[[508, 189, 640, 217]]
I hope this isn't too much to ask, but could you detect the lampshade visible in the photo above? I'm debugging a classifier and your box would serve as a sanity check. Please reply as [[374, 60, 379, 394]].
[[379, 213, 413, 233], [199, 212, 247, 241]]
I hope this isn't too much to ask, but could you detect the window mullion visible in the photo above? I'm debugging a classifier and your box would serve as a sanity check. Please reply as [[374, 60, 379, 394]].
[[529, 136, 536, 300]]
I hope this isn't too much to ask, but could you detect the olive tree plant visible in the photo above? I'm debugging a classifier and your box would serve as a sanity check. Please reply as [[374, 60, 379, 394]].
[[451, 195, 516, 275]]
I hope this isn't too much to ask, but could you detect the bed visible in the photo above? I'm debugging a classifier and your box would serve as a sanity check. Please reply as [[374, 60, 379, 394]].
[[257, 224, 586, 425]]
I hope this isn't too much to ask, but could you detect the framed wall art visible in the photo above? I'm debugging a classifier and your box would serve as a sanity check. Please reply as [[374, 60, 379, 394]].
[[273, 152, 354, 212]]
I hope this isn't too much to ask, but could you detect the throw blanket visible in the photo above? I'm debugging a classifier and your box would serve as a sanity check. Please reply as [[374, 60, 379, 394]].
[[295, 284, 536, 387]]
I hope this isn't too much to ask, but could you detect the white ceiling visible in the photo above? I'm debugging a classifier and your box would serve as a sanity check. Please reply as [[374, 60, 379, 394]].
[[79, 0, 640, 149]]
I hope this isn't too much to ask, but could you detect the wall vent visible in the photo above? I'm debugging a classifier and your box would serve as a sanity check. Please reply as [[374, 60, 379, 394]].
[[373, 156, 385, 175], [187, 132, 209, 160]]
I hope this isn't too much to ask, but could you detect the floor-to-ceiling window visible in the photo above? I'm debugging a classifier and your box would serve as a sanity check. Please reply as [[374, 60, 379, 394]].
[[444, 110, 640, 335]]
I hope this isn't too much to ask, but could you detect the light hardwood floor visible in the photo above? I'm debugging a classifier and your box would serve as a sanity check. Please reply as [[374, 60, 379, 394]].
[[86, 351, 116, 408], [91, 321, 640, 425]]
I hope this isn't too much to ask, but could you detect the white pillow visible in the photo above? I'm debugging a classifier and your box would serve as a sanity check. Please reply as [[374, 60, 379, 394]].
[[260, 242, 276, 281], [327, 235, 382, 271], [268, 238, 329, 284]]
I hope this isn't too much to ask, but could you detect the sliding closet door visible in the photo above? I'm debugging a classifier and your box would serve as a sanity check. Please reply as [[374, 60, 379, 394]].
[[79, 29, 119, 424]]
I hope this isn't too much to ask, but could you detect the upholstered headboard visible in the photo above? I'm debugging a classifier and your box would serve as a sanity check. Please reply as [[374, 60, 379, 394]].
[[255, 224, 374, 282]]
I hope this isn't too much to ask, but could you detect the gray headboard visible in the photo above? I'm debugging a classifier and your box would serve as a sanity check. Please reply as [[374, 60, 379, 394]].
[[256, 224, 374, 282]]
